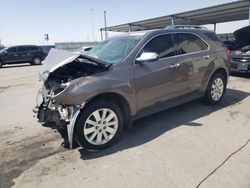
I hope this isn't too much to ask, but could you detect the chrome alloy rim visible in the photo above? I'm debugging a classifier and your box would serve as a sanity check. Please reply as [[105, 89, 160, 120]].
[[83, 108, 118, 145], [211, 78, 224, 101]]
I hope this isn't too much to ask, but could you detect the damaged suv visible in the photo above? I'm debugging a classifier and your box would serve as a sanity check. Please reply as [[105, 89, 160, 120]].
[[35, 26, 229, 150]]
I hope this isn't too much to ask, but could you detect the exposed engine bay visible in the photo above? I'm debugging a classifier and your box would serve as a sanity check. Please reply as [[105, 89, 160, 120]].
[[34, 49, 110, 148], [45, 58, 109, 96]]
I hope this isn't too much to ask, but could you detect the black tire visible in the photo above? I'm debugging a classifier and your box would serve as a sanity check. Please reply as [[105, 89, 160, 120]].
[[31, 57, 42, 65], [0, 60, 3, 68], [203, 73, 226, 105], [75, 100, 124, 150]]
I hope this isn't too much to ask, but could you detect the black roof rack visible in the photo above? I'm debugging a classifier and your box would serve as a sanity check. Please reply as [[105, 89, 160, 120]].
[[165, 25, 208, 30]]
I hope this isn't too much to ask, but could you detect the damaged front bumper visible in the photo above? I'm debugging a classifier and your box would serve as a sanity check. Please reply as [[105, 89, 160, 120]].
[[34, 88, 84, 149]]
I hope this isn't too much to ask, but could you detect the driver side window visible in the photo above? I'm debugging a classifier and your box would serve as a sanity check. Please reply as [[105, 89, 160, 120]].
[[6, 47, 16, 53], [143, 34, 176, 59]]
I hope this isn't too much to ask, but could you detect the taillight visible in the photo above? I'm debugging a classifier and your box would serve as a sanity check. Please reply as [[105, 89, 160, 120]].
[[226, 49, 231, 62]]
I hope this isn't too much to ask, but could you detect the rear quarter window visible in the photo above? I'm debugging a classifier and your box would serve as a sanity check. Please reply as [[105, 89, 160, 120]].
[[174, 33, 208, 54], [203, 32, 224, 48]]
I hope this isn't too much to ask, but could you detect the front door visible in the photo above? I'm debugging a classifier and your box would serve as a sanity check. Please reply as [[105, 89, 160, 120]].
[[4, 47, 18, 63]]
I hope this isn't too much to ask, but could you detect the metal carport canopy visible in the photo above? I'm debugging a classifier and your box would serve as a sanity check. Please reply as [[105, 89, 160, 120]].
[[101, 0, 250, 32]]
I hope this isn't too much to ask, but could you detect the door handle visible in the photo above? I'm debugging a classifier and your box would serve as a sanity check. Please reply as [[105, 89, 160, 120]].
[[169, 63, 180, 68], [203, 55, 210, 59], [14, 54, 18, 57]]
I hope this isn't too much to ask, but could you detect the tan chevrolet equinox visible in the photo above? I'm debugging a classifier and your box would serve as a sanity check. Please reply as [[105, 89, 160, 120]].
[[35, 25, 230, 150]]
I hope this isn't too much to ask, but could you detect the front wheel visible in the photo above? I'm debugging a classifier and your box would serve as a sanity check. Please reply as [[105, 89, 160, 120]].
[[75, 100, 124, 150], [203, 73, 226, 105]]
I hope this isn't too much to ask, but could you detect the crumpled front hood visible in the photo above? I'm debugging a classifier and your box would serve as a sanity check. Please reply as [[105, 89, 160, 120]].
[[39, 49, 80, 81], [234, 25, 250, 48], [39, 48, 110, 81]]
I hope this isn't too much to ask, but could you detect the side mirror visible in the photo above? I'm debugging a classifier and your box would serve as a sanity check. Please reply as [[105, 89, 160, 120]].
[[136, 52, 158, 63], [3, 51, 7, 54]]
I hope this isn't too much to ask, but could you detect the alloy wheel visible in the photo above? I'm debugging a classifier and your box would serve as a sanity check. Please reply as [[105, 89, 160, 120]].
[[211, 78, 224, 101], [83, 108, 119, 145]]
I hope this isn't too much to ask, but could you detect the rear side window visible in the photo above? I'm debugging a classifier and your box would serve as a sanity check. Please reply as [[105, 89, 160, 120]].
[[174, 33, 208, 54], [17, 46, 28, 52], [29, 46, 39, 51], [143, 34, 175, 59]]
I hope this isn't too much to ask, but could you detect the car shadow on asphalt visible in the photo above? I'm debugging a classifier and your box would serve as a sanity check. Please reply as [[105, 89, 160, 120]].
[[79, 88, 250, 160]]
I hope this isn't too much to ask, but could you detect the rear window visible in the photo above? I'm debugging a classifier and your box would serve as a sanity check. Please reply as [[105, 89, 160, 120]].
[[174, 33, 208, 54]]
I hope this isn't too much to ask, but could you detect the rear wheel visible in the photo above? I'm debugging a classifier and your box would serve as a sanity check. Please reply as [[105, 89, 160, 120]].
[[31, 57, 42, 65], [203, 73, 226, 105], [75, 100, 124, 150]]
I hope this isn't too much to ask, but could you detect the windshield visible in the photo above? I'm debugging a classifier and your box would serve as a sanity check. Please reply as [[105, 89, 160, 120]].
[[85, 35, 142, 64], [0, 47, 7, 53]]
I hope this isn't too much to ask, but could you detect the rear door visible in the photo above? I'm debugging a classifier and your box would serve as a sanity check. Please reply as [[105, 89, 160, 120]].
[[27, 46, 40, 61], [134, 33, 186, 111], [173, 33, 210, 92], [16, 46, 30, 62]]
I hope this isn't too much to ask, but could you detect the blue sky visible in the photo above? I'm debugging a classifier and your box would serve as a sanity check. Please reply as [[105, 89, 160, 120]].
[[0, 0, 248, 46]]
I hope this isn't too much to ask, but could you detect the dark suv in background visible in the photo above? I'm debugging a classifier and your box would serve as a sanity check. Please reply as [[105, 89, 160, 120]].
[[0, 45, 46, 68]]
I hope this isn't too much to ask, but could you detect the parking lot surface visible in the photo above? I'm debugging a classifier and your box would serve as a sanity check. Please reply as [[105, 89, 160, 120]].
[[0, 64, 250, 188]]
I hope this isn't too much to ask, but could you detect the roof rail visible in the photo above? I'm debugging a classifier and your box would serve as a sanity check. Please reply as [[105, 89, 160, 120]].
[[165, 25, 208, 30]]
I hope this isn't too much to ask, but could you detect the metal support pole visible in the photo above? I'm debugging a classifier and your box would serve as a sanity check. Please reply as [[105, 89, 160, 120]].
[[100, 29, 103, 41], [171, 16, 175, 26], [214, 23, 217, 32], [90, 9, 95, 41], [104, 11, 107, 39]]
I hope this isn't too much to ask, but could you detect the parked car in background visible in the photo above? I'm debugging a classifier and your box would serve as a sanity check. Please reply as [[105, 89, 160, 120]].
[[230, 26, 250, 74], [35, 25, 229, 150], [0, 45, 46, 68]]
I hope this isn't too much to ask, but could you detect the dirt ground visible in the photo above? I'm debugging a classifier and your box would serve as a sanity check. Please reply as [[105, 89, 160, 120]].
[[0, 64, 250, 188]]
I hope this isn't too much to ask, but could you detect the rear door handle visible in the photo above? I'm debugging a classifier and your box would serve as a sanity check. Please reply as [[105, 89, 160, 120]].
[[169, 63, 180, 68], [203, 55, 210, 59]]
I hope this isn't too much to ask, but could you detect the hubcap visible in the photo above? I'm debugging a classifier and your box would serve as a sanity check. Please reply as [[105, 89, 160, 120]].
[[211, 78, 224, 101], [83, 108, 118, 145], [34, 58, 41, 64]]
